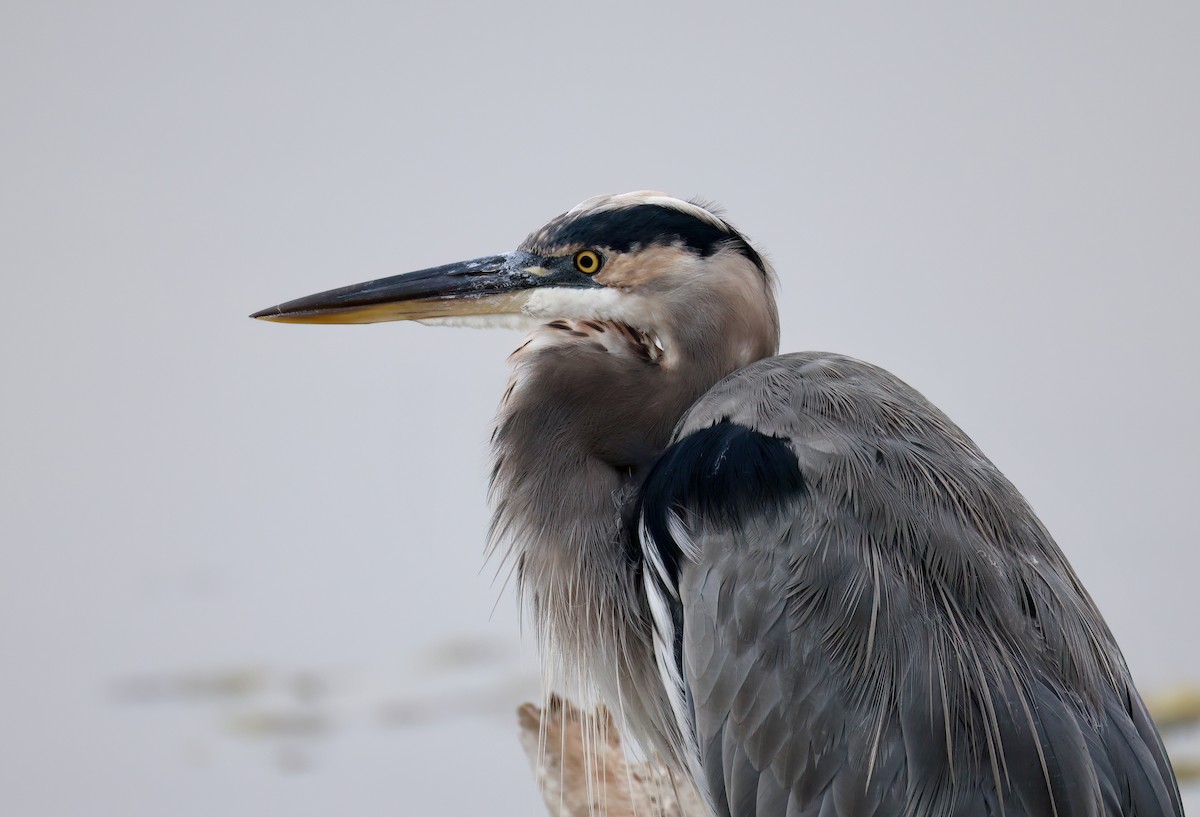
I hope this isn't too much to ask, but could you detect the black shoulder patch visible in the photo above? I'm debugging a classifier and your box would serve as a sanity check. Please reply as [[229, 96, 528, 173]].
[[540, 205, 768, 276], [636, 421, 805, 586]]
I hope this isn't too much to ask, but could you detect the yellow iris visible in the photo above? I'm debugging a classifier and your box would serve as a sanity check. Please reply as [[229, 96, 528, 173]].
[[573, 250, 602, 274]]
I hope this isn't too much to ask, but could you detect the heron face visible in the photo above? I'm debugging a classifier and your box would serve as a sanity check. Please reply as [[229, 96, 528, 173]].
[[250, 191, 768, 331]]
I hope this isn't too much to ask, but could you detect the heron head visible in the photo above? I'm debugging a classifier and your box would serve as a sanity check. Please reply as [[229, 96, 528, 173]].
[[251, 191, 779, 363]]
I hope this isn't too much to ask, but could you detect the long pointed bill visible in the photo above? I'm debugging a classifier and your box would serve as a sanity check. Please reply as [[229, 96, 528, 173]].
[[251, 251, 593, 325]]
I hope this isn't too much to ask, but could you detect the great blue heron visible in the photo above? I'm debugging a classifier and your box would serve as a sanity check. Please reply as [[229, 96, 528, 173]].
[[252, 192, 1183, 816]]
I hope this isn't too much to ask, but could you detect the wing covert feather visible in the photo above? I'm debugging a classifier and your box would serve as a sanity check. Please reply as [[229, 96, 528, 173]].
[[640, 353, 1181, 817]]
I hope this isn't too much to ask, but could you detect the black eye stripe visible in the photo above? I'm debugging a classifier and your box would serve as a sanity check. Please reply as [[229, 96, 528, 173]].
[[531, 204, 767, 275]]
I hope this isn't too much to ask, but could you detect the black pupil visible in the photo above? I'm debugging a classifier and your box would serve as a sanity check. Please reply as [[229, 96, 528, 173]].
[[579, 253, 595, 271]]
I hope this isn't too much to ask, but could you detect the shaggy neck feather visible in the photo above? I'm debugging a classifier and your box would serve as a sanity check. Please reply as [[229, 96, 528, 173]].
[[487, 256, 778, 758]]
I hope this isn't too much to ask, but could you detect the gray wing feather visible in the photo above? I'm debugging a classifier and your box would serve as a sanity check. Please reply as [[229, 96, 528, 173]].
[[648, 353, 1182, 817]]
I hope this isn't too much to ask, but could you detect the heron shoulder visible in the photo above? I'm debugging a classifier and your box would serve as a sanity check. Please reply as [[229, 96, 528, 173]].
[[659, 350, 1132, 707], [675, 352, 971, 451]]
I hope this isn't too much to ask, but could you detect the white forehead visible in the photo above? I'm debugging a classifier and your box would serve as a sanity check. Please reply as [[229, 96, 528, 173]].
[[565, 191, 729, 232]]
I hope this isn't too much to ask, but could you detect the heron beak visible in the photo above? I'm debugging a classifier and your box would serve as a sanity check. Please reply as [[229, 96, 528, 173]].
[[250, 251, 585, 325]]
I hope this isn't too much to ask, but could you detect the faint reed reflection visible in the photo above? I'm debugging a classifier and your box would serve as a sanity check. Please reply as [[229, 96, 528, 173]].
[[109, 634, 539, 773]]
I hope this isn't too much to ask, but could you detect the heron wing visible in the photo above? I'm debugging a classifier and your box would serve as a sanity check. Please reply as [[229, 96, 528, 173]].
[[637, 353, 1182, 817]]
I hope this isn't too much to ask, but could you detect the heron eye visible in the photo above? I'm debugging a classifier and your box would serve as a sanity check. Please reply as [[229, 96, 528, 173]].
[[573, 250, 602, 275]]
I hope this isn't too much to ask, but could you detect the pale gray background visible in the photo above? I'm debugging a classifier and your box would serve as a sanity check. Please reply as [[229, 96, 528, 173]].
[[2, 2, 1197, 815]]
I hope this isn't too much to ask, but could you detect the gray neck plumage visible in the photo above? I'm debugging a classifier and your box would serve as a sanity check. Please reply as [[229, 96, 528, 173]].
[[487, 254, 779, 758]]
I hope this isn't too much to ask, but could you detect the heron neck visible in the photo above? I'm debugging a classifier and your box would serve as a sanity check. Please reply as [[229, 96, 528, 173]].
[[489, 263, 779, 610], [486, 328, 709, 754], [489, 331, 693, 574], [488, 281, 777, 755]]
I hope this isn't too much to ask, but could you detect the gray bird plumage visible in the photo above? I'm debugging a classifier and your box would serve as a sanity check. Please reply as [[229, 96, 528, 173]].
[[252, 191, 1183, 816], [660, 353, 1180, 816]]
